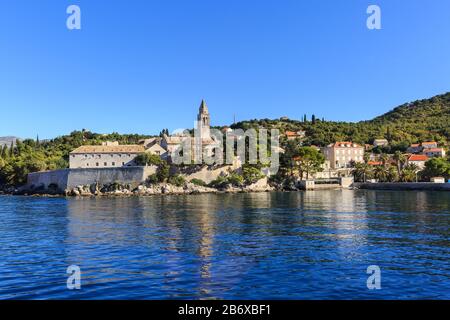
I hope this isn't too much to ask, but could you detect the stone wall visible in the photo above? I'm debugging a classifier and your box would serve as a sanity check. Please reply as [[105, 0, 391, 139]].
[[27, 166, 157, 192], [184, 160, 241, 184]]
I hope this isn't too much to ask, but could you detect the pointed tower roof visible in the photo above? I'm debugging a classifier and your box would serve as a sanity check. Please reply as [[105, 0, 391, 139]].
[[199, 99, 209, 114]]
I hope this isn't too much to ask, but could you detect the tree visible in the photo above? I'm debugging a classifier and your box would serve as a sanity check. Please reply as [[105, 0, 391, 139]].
[[295, 146, 325, 179], [227, 172, 245, 186], [9, 141, 14, 158], [373, 165, 388, 182], [242, 165, 264, 184], [421, 158, 450, 180], [135, 153, 162, 166], [352, 162, 373, 182], [393, 151, 407, 175], [380, 153, 390, 167], [400, 164, 419, 182], [156, 162, 170, 182], [386, 166, 399, 182], [363, 153, 371, 163]]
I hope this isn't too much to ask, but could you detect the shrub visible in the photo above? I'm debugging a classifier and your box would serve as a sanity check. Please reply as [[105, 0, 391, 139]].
[[209, 176, 229, 189], [242, 165, 264, 184], [156, 162, 170, 182], [227, 173, 244, 187], [190, 178, 207, 187], [135, 153, 162, 166], [146, 174, 159, 185], [168, 174, 186, 187]]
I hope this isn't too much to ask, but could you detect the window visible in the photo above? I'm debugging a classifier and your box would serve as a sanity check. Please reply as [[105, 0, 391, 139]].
[[122, 162, 125, 166], [85, 154, 88, 158], [86, 163, 89, 167], [96, 162, 99, 167], [104, 162, 107, 166], [112, 162, 115, 166]]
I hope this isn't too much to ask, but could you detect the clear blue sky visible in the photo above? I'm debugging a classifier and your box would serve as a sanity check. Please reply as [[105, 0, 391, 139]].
[[1, 0, 450, 139]]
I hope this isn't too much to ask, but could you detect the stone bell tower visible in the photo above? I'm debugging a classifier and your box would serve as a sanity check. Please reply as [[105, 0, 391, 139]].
[[197, 99, 210, 140]]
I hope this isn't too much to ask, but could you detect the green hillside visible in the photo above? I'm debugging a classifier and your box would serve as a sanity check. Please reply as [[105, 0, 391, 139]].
[[1, 92, 449, 187], [232, 92, 450, 149]]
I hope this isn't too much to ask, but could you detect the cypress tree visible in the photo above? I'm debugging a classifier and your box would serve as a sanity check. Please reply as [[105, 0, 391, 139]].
[[9, 141, 14, 157]]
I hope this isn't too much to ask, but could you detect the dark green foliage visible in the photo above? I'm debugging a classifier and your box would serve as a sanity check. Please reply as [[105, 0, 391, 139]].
[[208, 176, 229, 189], [227, 173, 245, 186], [242, 165, 264, 184], [0, 130, 152, 187], [135, 153, 162, 166], [168, 174, 186, 187], [421, 158, 450, 180], [232, 92, 450, 147], [156, 162, 170, 183], [190, 178, 207, 187], [145, 174, 159, 185]]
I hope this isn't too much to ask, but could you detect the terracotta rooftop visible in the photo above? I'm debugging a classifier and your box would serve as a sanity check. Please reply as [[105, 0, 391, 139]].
[[423, 148, 443, 152], [330, 142, 363, 148], [285, 131, 304, 137], [70, 145, 145, 154], [408, 154, 429, 162], [421, 141, 437, 146]]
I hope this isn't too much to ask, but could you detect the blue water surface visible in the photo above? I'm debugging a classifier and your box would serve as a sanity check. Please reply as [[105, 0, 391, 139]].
[[0, 190, 449, 299]]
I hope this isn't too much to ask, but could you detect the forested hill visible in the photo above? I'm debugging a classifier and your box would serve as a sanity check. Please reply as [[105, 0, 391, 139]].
[[232, 92, 450, 149]]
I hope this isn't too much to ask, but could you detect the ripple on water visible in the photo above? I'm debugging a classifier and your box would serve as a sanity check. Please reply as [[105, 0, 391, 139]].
[[0, 190, 449, 299]]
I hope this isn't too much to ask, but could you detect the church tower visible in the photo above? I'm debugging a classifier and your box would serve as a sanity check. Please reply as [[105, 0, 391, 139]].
[[197, 99, 210, 140]]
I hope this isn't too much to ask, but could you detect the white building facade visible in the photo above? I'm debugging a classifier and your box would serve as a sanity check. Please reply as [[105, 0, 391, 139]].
[[322, 142, 365, 169], [69, 142, 145, 169]]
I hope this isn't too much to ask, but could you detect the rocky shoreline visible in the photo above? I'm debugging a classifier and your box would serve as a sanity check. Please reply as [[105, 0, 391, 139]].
[[1, 178, 276, 197]]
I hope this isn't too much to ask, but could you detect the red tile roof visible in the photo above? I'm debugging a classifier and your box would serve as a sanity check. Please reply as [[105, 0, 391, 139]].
[[408, 154, 429, 162], [368, 161, 383, 166], [331, 142, 363, 148], [70, 145, 145, 154], [285, 131, 304, 137], [423, 148, 443, 152]]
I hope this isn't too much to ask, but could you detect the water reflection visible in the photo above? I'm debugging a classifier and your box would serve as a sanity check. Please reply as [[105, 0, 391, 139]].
[[0, 190, 449, 299]]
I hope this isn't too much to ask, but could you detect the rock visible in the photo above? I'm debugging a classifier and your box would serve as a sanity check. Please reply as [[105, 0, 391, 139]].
[[244, 178, 274, 192]]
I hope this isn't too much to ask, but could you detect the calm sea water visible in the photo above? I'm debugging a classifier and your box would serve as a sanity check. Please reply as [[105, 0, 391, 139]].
[[0, 190, 449, 300]]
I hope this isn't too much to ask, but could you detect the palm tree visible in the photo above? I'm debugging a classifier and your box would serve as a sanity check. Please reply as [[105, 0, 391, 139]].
[[380, 153, 390, 168], [400, 164, 419, 182], [363, 153, 371, 164], [393, 151, 407, 175], [352, 162, 373, 182], [386, 166, 399, 182], [373, 165, 388, 182]]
